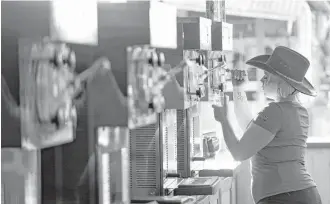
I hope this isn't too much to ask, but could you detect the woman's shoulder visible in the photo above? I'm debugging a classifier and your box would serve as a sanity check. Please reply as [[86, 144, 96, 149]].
[[276, 101, 307, 111], [262, 102, 283, 112]]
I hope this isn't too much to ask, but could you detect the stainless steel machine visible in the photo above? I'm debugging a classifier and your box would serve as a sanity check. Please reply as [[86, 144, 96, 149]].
[[165, 17, 227, 203], [130, 16, 218, 202], [130, 16, 215, 201], [132, 16, 214, 198], [201, 11, 234, 162], [126, 13, 213, 202], [167, 2, 236, 203], [167, 17, 213, 179]]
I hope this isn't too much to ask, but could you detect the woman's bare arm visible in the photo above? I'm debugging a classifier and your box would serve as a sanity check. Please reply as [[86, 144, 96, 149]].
[[233, 86, 254, 131]]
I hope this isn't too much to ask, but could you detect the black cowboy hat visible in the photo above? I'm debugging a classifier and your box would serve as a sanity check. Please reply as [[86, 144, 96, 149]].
[[246, 46, 317, 96]]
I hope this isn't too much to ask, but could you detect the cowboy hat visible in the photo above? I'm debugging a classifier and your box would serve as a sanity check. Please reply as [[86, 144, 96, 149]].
[[246, 46, 317, 96]]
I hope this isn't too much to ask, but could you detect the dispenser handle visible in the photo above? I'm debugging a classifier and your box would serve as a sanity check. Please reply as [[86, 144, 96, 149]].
[[166, 173, 182, 178]]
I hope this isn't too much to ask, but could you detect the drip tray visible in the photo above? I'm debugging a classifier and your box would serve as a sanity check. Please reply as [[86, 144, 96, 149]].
[[173, 177, 222, 196]]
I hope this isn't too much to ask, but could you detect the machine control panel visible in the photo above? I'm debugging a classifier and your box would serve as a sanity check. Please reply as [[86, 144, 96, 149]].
[[207, 53, 231, 106], [162, 17, 213, 109], [19, 38, 109, 149], [180, 17, 212, 105], [127, 45, 177, 128], [209, 54, 229, 90], [202, 21, 234, 104], [162, 54, 208, 109], [183, 51, 208, 103]]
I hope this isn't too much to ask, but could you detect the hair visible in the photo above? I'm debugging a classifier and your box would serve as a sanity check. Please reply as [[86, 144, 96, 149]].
[[275, 76, 300, 102]]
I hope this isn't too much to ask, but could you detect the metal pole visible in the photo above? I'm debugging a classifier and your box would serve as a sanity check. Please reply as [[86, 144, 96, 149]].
[[206, 0, 226, 22]]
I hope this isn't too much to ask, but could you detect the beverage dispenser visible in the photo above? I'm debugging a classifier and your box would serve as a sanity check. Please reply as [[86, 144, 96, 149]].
[[161, 17, 213, 179]]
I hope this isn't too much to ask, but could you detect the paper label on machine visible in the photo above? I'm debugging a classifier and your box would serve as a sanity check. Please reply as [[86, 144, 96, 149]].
[[222, 23, 233, 51], [149, 1, 177, 49], [199, 18, 212, 50], [50, 0, 98, 45]]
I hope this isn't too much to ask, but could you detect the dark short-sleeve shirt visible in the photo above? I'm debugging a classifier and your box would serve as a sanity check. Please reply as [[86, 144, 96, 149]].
[[251, 101, 316, 203], [253, 102, 282, 134]]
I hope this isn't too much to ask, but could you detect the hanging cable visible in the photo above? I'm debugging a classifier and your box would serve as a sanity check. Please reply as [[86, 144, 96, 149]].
[[1, 74, 21, 119]]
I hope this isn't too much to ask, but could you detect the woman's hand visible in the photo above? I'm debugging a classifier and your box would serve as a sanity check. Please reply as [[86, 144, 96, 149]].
[[231, 68, 248, 88], [212, 95, 230, 123]]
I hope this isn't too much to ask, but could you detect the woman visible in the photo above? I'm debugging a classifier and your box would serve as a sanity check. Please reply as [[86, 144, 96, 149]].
[[212, 46, 322, 204]]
